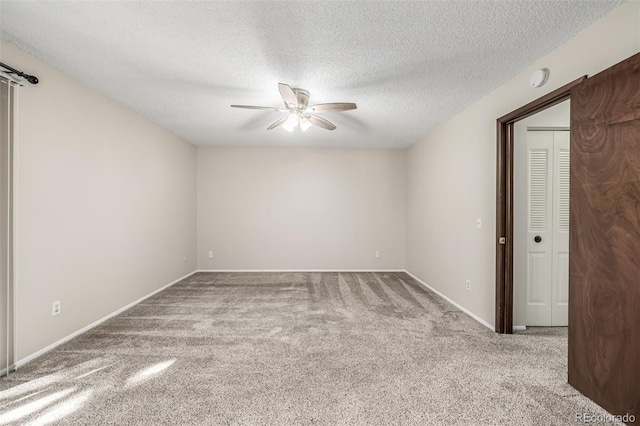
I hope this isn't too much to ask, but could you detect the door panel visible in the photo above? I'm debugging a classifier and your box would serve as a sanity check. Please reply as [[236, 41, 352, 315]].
[[525, 132, 553, 325], [551, 131, 569, 326], [553, 253, 569, 325], [569, 52, 640, 419], [527, 252, 550, 304]]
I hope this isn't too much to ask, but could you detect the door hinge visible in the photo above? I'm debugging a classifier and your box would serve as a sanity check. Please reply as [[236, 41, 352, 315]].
[[499, 237, 506, 245]]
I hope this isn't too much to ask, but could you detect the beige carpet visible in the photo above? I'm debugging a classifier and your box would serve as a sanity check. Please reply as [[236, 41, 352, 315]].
[[0, 272, 611, 425]]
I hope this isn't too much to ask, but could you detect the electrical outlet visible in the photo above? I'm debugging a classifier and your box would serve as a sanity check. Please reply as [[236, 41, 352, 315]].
[[375, 250, 380, 258], [208, 251, 213, 259], [476, 218, 482, 229], [52, 300, 61, 316], [465, 280, 471, 291]]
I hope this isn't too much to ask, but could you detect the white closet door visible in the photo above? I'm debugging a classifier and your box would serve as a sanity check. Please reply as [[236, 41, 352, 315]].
[[525, 130, 570, 327], [525, 131, 553, 326], [551, 131, 570, 326]]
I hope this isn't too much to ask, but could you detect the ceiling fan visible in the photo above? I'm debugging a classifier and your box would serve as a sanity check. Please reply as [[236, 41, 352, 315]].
[[231, 83, 357, 132]]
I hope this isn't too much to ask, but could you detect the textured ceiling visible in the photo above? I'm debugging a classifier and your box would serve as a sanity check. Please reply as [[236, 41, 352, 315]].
[[0, 1, 622, 148]]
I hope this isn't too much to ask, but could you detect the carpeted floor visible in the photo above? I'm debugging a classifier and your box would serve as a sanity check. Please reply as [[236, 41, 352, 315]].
[[0, 272, 611, 425]]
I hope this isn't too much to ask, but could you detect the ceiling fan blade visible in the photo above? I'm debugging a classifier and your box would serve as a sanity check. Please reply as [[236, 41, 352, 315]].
[[306, 114, 336, 131], [278, 83, 298, 109], [231, 105, 283, 112], [267, 115, 288, 130], [307, 103, 357, 113]]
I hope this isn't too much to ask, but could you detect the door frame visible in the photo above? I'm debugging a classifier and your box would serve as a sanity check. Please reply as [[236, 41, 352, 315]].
[[494, 76, 586, 334]]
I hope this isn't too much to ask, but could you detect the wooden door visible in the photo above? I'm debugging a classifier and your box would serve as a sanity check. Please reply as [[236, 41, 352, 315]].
[[569, 52, 640, 420]]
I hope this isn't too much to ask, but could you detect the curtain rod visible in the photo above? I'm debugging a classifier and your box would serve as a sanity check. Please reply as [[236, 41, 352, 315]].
[[0, 62, 38, 84]]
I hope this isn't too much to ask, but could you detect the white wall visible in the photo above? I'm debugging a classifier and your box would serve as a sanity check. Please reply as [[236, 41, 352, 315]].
[[405, 1, 640, 327], [1, 40, 197, 360], [512, 101, 570, 327], [197, 147, 405, 270]]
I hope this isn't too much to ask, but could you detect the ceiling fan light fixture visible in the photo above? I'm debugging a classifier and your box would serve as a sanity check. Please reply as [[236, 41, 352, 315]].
[[286, 113, 299, 127], [283, 121, 294, 132], [300, 117, 312, 131]]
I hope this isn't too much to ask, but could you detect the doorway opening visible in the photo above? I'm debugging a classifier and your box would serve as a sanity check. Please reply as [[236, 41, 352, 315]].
[[513, 102, 570, 329], [494, 76, 585, 334]]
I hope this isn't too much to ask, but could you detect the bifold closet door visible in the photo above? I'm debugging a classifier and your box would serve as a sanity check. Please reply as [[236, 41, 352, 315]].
[[524, 130, 569, 327]]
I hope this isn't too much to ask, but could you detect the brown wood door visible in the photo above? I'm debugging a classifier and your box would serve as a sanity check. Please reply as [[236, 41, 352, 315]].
[[569, 52, 640, 421]]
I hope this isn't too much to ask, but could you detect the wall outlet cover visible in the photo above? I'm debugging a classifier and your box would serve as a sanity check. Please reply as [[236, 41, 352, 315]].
[[52, 301, 61, 316]]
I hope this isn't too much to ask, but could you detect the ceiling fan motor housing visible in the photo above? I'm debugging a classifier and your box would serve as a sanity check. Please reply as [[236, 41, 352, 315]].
[[293, 88, 310, 110]]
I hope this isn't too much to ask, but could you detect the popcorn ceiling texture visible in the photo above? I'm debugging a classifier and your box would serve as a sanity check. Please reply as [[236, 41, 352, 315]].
[[0, 1, 622, 148]]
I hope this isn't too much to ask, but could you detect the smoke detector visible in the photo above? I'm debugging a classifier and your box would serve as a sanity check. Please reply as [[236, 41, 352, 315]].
[[530, 69, 550, 88]]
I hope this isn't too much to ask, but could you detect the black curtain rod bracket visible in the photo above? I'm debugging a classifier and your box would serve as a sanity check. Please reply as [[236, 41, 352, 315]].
[[0, 61, 39, 84]]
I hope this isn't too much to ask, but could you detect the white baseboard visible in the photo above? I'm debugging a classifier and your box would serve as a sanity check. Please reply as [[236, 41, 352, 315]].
[[512, 325, 527, 331], [196, 269, 406, 273], [15, 270, 198, 370], [403, 270, 495, 332]]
